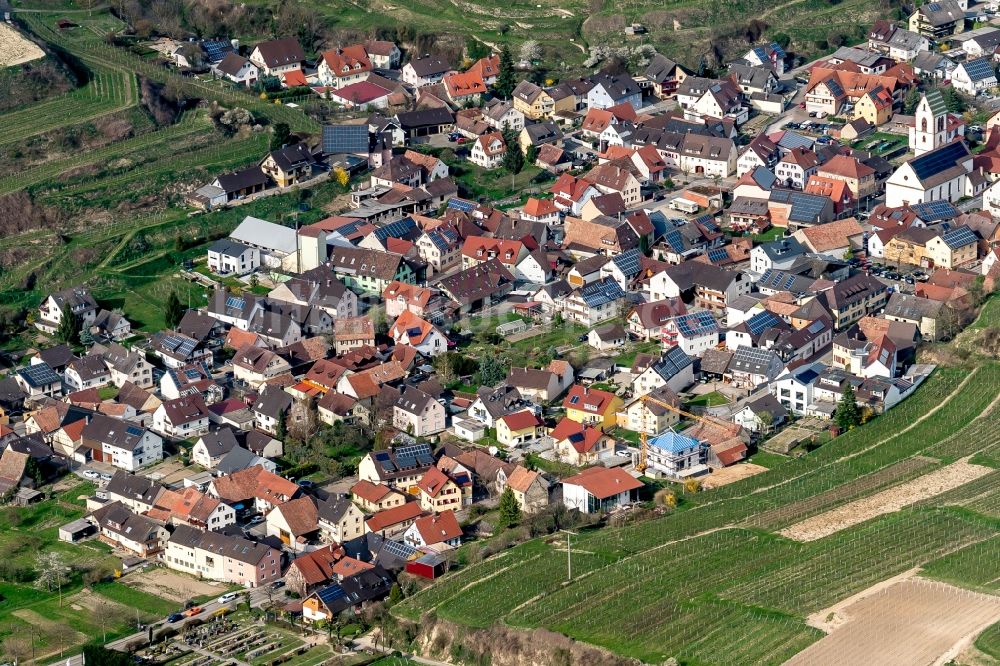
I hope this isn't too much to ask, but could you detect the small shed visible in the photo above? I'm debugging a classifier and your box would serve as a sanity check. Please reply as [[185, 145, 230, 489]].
[[452, 417, 486, 443], [496, 319, 528, 336], [405, 552, 448, 580], [13, 488, 43, 507], [59, 518, 96, 543]]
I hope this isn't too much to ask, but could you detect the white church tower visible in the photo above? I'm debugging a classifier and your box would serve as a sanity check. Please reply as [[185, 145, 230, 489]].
[[909, 90, 949, 156]]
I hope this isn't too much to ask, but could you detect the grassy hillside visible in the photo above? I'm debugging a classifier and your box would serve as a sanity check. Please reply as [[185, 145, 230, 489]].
[[301, 0, 885, 71]]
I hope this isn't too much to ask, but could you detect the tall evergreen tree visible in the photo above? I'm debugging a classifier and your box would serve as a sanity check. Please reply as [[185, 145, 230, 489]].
[[165, 291, 185, 328], [502, 129, 524, 174], [835, 383, 861, 431], [55, 307, 79, 345], [497, 487, 521, 528], [495, 44, 517, 99]]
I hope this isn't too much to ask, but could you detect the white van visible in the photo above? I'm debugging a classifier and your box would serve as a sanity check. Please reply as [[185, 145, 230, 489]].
[[669, 197, 700, 214]]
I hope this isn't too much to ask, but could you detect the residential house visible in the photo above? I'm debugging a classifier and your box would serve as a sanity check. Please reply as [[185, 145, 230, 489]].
[[207, 239, 260, 276], [496, 410, 545, 447], [619, 385, 680, 435], [512, 81, 554, 119], [388, 310, 448, 357], [505, 466, 549, 514], [214, 53, 258, 86], [562, 467, 643, 514], [365, 501, 424, 537], [506, 366, 563, 402], [632, 346, 695, 397], [816, 154, 877, 199], [191, 429, 240, 469], [64, 355, 112, 392], [81, 413, 163, 471], [36, 286, 98, 335], [909, 0, 966, 38], [209, 464, 299, 513], [152, 395, 211, 439], [587, 73, 642, 110], [727, 346, 785, 388], [885, 139, 974, 208], [550, 418, 614, 466], [358, 442, 434, 490], [645, 431, 708, 479], [469, 132, 506, 169], [365, 39, 401, 69], [333, 316, 375, 355], [392, 386, 446, 437], [350, 479, 406, 513], [91, 502, 167, 558], [327, 246, 419, 296], [165, 524, 279, 587], [317, 46, 372, 89], [731, 393, 788, 434], [260, 143, 316, 188], [401, 54, 451, 88], [562, 384, 623, 430], [249, 38, 305, 77], [403, 511, 462, 548], [251, 386, 293, 436]]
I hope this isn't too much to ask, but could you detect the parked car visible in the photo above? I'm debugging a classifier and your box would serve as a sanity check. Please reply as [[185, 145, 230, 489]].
[[83, 470, 99, 479], [100, 472, 113, 482], [217, 593, 239, 604], [166, 613, 183, 624], [247, 515, 265, 525], [183, 606, 202, 618]]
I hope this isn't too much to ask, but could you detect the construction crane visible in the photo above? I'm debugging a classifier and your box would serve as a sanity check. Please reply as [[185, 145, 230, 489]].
[[636, 393, 743, 473]]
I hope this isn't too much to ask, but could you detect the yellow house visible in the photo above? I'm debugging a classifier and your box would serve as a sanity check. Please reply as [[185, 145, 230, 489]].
[[512, 80, 555, 120], [924, 228, 978, 269], [350, 479, 407, 513], [414, 467, 463, 514], [561, 385, 623, 430], [496, 410, 545, 447], [853, 87, 894, 126]]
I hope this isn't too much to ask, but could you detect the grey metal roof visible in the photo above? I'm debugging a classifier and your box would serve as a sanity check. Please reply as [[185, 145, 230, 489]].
[[230, 216, 297, 255]]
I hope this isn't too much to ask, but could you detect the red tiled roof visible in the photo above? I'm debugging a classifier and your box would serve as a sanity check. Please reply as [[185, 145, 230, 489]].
[[562, 466, 643, 499], [562, 384, 617, 415], [499, 410, 544, 431], [412, 510, 462, 544], [351, 479, 395, 504], [365, 501, 423, 532]]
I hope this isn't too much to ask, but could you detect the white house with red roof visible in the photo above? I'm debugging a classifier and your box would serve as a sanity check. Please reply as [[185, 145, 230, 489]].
[[549, 418, 614, 466], [469, 132, 506, 169], [550, 173, 600, 215], [403, 510, 463, 548], [461, 236, 531, 272], [388, 310, 448, 357], [318, 46, 372, 88], [562, 467, 643, 513], [520, 197, 561, 224], [328, 81, 392, 108]]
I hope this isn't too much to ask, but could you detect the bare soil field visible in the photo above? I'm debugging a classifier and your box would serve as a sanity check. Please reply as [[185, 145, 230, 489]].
[[0, 23, 44, 67], [786, 578, 1000, 666], [779, 459, 993, 542], [700, 462, 768, 489], [122, 567, 224, 602]]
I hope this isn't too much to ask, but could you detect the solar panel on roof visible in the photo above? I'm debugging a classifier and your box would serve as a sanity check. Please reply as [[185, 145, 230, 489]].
[[612, 249, 641, 276], [382, 539, 417, 559], [963, 57, 995, 81], [316, 585, 348, 606], [448, 198, 477, 212], [674, 311, 718, 337], [783, 274, 796, 290], [322, 124, 369, 155], [745, 311, 782, 336], [664, 230, 685, 253], [943, 226, 977, 249], [201, 39, 233, 62], [910, 141, 967, 182], [20, 363, 60, 387], [910, 200, 957, 221], [707, 248, 729, 264], [807, 319, 826, 334], [177, 339, 197, 357]]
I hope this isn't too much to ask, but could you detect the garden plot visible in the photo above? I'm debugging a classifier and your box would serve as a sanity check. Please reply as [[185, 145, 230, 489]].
[[700, 462, 768, 489], [779, 459, 993, 542], [785, 578, 1000, 666], [123, 567, 223, 602], [0, 23, 44, 67]]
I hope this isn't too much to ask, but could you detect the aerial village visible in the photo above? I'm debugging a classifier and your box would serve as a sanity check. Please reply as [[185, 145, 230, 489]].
[[3, 0, 1000, 659]]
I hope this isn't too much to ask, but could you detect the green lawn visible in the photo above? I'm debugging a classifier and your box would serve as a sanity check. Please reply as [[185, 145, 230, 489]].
[[751, 227, 786, 243], [745, 450, 791, 470], [614, 340, 660, 367], [91, 581, 178, 617], [686, 391, 730, 408]]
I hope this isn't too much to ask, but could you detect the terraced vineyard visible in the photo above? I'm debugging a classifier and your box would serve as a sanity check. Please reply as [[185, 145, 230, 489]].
[[395, 363, 1000, 664]]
